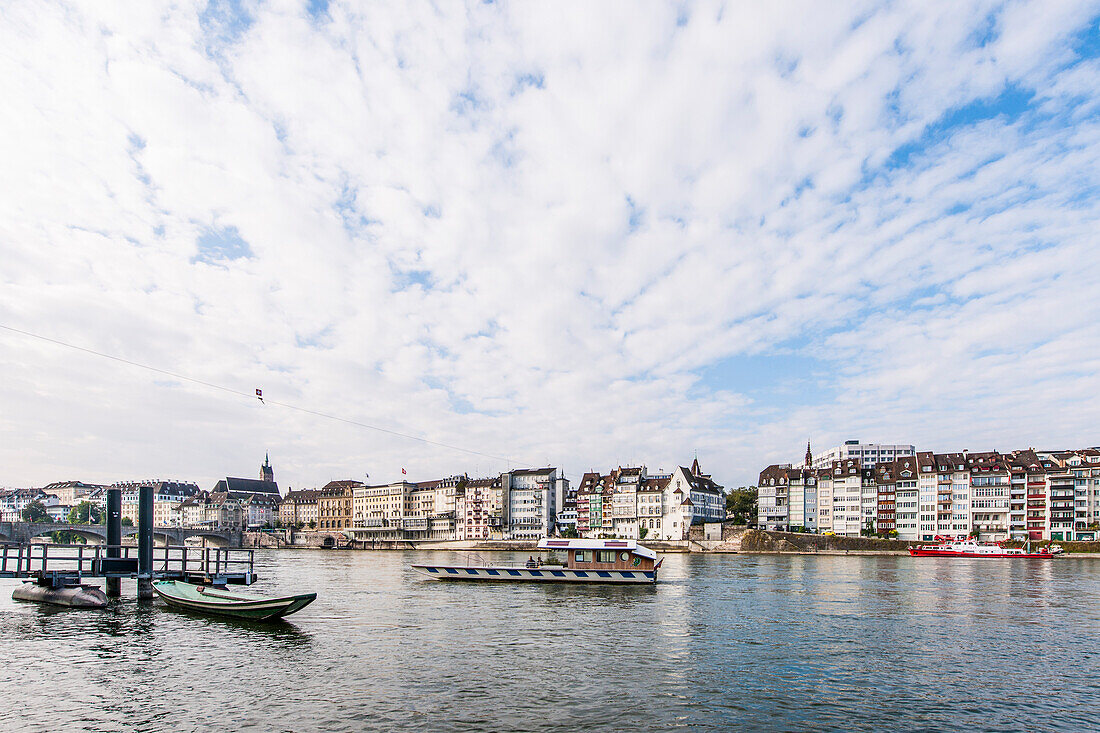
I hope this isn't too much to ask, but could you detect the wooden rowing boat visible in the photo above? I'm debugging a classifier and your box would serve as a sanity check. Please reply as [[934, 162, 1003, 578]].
[[151, 580, 316, 621]]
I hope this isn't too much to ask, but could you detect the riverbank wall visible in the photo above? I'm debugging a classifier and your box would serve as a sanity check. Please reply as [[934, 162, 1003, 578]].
[[242, 527, 1100, 555], [243, 527, 914, 554]]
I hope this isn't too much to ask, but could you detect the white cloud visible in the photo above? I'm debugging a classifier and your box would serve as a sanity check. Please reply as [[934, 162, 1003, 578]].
[[1, 0, 1099, 491]]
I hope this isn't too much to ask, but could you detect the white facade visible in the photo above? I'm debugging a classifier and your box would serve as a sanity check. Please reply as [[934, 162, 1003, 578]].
[[504, 468, 559, 540], [810, 441, 915, 470]]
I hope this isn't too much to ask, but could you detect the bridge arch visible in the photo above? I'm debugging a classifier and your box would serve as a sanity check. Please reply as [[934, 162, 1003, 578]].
[[187, 533, 231, 549], [25, 526, 108, 545]]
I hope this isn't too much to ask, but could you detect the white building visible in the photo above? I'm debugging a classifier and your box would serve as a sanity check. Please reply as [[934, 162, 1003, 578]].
[[810, 440, 915, 470], [503, 468, 561, 540]]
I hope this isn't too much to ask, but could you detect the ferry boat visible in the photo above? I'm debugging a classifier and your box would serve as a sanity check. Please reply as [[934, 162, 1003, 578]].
[[908, 539, 1058, 559], [411, 539, 661, 584]]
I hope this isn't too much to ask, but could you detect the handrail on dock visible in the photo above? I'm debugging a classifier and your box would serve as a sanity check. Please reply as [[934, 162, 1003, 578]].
[[0, 542, 255, 582]]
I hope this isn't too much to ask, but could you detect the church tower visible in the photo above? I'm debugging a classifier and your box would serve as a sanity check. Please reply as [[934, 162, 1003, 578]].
[[261, 452, 274, 483], [804, 441, 813, 469]]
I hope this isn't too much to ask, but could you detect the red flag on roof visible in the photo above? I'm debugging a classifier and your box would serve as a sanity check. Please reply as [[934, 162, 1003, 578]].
[[401, 468, 407, 475]]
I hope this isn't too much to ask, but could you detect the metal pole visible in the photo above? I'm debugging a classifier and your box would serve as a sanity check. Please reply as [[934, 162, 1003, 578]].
[[137, 485, 154, 600], [105, 487, 121, 597]]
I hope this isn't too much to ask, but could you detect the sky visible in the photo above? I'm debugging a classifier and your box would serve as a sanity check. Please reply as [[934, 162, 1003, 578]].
[[1, 0, 1099, 492]]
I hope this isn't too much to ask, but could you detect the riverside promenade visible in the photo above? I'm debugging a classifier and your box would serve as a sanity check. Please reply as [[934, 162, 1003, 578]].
[[244, 526, 1100, 555]]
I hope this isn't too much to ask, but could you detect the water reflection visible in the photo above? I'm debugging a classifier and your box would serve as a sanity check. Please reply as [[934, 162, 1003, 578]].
[[1, 551, 1099, 732]]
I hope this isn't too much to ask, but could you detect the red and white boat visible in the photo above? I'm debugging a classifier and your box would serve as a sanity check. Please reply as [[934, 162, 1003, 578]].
[[908, 539, 1057, 559]]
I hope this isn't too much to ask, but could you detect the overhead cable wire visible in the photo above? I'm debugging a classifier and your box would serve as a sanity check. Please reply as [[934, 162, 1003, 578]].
[[0, 322, 523, 466]]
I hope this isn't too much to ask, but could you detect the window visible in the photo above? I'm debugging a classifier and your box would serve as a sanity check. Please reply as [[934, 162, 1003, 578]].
[[597, 550, 616, 563]]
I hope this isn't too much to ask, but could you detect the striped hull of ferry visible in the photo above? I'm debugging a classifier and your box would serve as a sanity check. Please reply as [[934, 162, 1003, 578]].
[[411, 565, 657, 584]]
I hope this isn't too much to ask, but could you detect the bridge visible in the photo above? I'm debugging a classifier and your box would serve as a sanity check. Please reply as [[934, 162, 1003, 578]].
[[0, 522, 241, 548]]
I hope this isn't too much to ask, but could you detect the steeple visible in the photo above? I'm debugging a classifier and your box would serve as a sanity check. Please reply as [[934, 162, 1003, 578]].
[[690, 455, 701, 476], [261, 453, 274, 483], [805, 440, 813, 468]]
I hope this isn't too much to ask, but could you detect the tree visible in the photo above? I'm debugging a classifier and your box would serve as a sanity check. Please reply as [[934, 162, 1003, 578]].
[[67, 501, 102, 525], [724, 487, 758, 525], [308, 520, 316, 530], [21, 500, 50, 523], [121, 517, 134, 526], [638, 527, 648, 540]]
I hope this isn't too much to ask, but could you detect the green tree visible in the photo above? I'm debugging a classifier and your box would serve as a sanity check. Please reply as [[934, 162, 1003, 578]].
[[121, 517, 134, 526], [308, 520, 316, 530], [67, 501, 102, 525], [638, 527, 649, 540], [724, 487, 758, 524], [21, 500, 51, 523]]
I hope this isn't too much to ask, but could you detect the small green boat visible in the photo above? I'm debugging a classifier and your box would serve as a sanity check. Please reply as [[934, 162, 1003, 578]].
[[152, 580, 316, 621]]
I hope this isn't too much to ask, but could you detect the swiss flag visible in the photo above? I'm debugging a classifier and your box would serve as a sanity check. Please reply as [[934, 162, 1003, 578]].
[[401, 468, 407, 475]]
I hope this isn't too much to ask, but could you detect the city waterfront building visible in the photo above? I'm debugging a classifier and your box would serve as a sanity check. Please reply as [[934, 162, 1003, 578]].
[[637, 475, 670, 539], [765, 444, 1100, 541], [809, 440, 915, 470], [38, 480, 105, 506], [317, 480, 360, 531], [240, 493, 279, 529], [757, 465, 789, 531], [175, 491, 242, 529], [456, 476, 503, 540], [502, 468, 563, 540], [575, 461, 719, 541], [279, 489, 320, 527], [115, 482, 198, 527], [0, 487, 51, 521]]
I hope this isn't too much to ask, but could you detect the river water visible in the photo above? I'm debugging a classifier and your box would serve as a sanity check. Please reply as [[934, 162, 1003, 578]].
[[2, 550, 1099, 732]]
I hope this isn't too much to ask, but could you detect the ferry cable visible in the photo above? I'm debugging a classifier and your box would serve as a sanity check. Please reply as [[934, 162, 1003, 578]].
[[0, 322, 525, 467]]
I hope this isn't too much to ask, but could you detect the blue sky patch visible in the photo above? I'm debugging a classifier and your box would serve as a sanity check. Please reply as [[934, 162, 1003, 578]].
[[392, 268, 433, 291], [626, 196, 645, 232], [694, 353, 833, 410], [192, 225, 253, 264], [306, 0, 329, 22], [885, 84, 1035, 171], [200, 0, 253, 53]]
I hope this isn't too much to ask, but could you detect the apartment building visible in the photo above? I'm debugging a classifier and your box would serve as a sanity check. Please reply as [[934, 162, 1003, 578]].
[[317, 480, 361, 531], [809, 440, 915, 470], [577, 460, 722, 541], [764, 444, 1100, 542], [503, 468, 562, 540], [757, 465, 789, 531], [279, 489, 320, 527], [456, 476, 502, 541]]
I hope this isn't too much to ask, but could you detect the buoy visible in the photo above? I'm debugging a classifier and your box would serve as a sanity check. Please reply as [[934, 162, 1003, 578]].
[[12, 582, 108, 608]]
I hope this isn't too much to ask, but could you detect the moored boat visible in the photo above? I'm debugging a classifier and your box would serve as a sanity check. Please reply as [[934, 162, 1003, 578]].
[[908, 539, 1057, 559], [411, 539, 661, 584], [151, 580, 316, 621]]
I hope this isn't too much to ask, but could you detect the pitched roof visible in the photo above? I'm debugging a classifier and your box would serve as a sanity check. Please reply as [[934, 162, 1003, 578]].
[[214, 476, 280, 498]]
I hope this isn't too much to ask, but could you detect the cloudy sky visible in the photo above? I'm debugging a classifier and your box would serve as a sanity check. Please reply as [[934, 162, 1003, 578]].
[[1, 1, 1099, 491]]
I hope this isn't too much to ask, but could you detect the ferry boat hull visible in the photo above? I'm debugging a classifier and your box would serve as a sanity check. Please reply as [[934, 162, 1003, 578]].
[[411, 564, 657, 584], [907, 546, 1056, 559]]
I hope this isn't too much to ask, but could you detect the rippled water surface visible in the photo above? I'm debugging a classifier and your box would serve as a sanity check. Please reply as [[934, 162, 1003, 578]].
[[2, 550, 1099, 732]]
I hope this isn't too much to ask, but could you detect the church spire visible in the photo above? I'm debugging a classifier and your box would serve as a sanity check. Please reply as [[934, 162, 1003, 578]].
[[805, 440, 813, 468], [261, 453, 274, 483]]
